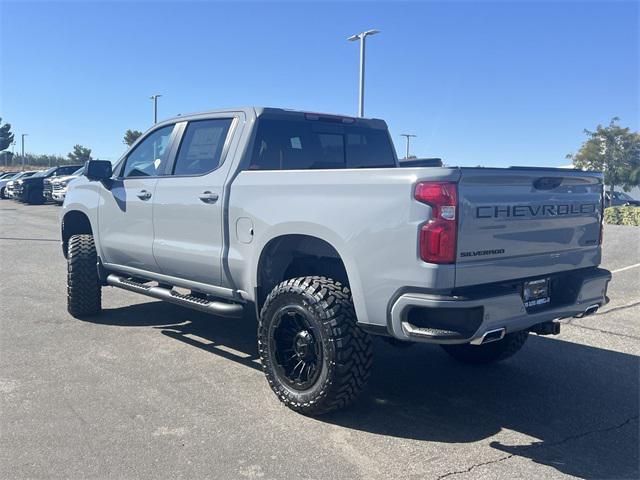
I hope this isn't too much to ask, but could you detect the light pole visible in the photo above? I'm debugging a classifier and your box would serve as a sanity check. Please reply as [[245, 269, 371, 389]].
[[150, 94, 162, 124], [400, 134, 417, 159], [21, 134, 28, 170], [347, 29, 380, 117]]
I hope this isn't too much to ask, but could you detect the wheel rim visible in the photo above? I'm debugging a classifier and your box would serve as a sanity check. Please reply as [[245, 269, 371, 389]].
[[270, 305, 323, 391]]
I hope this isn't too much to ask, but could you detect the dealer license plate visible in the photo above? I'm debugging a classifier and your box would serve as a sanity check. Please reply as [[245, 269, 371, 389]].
[[523, 278, 551, 308]]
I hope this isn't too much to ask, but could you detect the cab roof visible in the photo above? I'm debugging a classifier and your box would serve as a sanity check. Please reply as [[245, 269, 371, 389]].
[[158, 107, 388, 130]]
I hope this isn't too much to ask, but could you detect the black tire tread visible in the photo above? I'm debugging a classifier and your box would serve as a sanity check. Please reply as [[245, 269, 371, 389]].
[[67, 234, 101, 318], [441, 331, 528, 365], [258, 276, 373, 415]]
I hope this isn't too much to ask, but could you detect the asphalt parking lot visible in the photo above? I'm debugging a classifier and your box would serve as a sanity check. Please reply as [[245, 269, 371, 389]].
[[1, 201, 638, 480]]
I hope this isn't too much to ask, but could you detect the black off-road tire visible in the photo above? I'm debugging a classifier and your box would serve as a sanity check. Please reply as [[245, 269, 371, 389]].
[[258, 276, 373, 415], [441, 331, 529, 365], [67, 234, 102, 318]]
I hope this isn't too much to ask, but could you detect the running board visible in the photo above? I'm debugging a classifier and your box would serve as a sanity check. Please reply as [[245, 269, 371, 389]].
[[106, 274, 243, 318]]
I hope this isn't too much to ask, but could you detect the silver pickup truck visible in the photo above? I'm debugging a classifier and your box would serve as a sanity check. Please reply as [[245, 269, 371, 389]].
[[61, 107, 611, 415]]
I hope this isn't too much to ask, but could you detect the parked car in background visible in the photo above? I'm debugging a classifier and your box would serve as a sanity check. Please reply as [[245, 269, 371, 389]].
[[15, 165, 82, 204], [605, 191, 640, 207], [3, 171, 38, 199], [49, 167, 84, 204], [0, 171, 19, 180], [1, 172, 24, 198]]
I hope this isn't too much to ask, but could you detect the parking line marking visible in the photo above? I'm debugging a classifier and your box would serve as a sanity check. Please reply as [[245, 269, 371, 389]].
[[611, 263, 640, 274], [0, 237, 59, 242]]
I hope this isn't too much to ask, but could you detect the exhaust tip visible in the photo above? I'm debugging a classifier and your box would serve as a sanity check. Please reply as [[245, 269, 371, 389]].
[[575, 304, 600, 318], [471, 327, 506, 345], [585, 304, 599, 315]]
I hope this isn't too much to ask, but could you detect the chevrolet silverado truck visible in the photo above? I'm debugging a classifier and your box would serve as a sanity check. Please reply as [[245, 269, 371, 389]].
[[61, 107, 611, 415]]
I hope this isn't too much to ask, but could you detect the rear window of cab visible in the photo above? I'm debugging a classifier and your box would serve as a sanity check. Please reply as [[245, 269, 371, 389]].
[[249, 118, 396, 170]]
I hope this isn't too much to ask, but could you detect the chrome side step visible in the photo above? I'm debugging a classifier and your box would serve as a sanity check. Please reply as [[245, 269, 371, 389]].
[[106, 274, 243, 318]]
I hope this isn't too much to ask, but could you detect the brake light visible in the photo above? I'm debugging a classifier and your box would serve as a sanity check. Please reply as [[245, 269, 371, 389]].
[[415, 182, 458, 263]]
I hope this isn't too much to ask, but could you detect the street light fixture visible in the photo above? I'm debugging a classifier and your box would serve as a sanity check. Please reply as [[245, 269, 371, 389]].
[[400, 133, 417, 159], [347, 29, 380, 118], [150, 94, 162, 124], [21, 134, 28, 170]]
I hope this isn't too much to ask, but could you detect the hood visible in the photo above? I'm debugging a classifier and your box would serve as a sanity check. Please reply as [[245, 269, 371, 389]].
[[52, 173, 81, 184]]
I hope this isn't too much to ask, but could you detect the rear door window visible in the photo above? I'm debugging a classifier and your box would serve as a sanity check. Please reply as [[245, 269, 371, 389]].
[[173, 119, 233, 176]]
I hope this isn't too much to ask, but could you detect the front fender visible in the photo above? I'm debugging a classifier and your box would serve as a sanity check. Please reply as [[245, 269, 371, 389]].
[[61, 178, 100, 257]]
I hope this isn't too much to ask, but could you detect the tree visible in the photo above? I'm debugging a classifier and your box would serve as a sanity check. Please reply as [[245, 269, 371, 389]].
[[68, 144, 93, 163], [123, 129, 142, 147], [18, 153, 67, 167], [567, 118, 640, 206], [0, 118, 14, 152]]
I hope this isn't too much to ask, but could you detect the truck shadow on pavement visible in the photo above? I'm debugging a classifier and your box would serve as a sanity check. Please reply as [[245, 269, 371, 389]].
[[90, 301, 639, 480]]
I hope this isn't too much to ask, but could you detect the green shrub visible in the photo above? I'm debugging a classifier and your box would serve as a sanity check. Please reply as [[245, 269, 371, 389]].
[[604, 206, 640, 226]]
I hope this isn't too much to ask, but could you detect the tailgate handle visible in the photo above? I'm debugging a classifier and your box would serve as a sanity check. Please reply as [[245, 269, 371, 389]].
[[533, 177, 562, 190]]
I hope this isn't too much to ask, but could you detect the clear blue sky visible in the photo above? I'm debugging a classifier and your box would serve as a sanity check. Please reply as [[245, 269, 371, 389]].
[[1, 0, 637, 166]]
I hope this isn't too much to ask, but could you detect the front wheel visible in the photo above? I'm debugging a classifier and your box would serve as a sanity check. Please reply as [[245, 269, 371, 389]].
[[440, 331, 528, 365], [0, 187, 5, 199], [258, 276, 373, 415], [67, 234, 102, 318]]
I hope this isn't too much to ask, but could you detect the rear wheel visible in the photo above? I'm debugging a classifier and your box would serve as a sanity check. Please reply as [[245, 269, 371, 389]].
[[258, 276, 373, 415], [67, 234, 102, 318], [440, 331, 528, 365]]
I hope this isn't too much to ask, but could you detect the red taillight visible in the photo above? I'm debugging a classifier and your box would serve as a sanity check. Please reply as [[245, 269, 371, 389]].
[[415, 182, 458, 264]]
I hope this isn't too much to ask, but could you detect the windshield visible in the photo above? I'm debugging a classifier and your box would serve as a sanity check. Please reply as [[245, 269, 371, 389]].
[[613, 192, 634, 200]]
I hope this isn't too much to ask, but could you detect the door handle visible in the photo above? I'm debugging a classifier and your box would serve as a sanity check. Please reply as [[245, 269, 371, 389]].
[[137, 189, 152, 200], [199, 191, 219, 204]]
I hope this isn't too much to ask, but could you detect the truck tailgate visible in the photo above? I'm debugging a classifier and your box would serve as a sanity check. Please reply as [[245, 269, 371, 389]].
[[455, 168, 603, 287]]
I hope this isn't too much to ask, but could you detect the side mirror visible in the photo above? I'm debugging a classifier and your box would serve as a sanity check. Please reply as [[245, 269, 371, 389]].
[[84, 160, 112, 181]]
